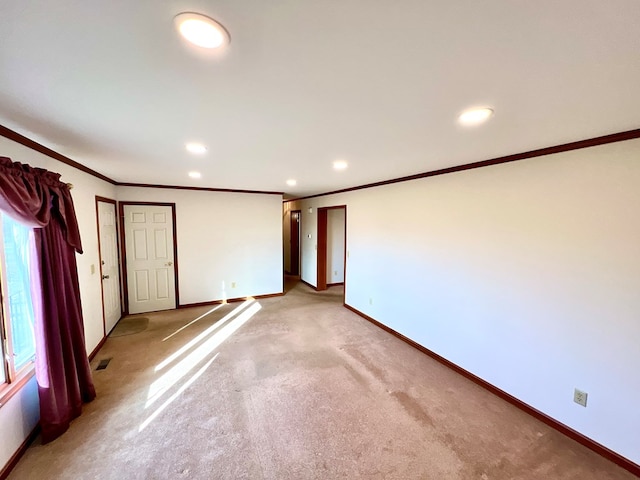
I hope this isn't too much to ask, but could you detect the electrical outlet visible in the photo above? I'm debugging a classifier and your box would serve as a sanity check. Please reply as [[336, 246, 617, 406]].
[[231, 282, 236, 288], [334, 270, 337, 276], [574, 388, 588, 407], [369, 298, 373, 305]]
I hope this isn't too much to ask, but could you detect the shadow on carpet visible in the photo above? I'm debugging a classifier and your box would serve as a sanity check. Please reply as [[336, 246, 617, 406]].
[[109, 316, 149, 337]]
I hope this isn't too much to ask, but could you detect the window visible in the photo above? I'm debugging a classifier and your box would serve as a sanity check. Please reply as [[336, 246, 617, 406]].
[[0, 212, 38, 392]]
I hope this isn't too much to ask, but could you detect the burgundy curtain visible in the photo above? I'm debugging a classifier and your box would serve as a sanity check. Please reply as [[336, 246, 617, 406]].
[[0, 156, 95, 443]]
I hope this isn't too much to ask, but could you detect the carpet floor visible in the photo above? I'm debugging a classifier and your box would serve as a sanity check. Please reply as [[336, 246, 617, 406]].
[[8, 281, 636, 479]]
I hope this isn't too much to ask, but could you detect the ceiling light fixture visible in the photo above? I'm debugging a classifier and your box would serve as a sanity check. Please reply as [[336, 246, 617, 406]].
[[186, 142, 207, 154], [188, 171, 202, 179], [286, 179, 297, 186], [458, 107, 494, 126], [333, 160, 348, 171], [174, 12, 230, 49]]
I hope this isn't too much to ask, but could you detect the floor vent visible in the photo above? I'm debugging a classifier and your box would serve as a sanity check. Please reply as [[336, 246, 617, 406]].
[[96, 358, 112, 370]]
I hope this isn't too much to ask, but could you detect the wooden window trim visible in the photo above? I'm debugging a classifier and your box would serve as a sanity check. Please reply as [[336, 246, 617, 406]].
[[0, 366, 35, 408]]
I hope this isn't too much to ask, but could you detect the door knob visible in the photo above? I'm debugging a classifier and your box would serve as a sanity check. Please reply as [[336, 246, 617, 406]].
[[102, 274, 110, 280], [166, 261, 173, 266]]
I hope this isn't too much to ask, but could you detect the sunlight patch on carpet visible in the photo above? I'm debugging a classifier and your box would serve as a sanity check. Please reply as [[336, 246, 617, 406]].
[[162, 303, 225, 342], [144, 300, 262, 412], [139, 354, 218, 432], [155, 299, 254, 372]]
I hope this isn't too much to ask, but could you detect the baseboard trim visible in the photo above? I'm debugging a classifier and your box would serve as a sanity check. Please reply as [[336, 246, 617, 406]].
[[327, 282, 344, 287], [343, 303, 640, 477], [178, 300, 227, 309], [300, 279, 318, 291], [88, 335, 108, 361], [179, 292, 284, 309], [0, 424, 40, 480], [254, 292, 285, 300]]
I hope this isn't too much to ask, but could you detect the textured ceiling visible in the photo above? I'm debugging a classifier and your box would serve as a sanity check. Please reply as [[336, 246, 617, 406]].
[[1, 1, 640, 197]]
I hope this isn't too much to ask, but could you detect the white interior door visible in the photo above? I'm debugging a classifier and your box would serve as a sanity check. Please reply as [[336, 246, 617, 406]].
[[97, 199, 122, 333], [123, 204, 176, 314]]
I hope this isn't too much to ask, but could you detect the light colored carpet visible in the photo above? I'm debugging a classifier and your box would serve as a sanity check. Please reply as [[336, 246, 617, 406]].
[[8, 282, 636, 479]]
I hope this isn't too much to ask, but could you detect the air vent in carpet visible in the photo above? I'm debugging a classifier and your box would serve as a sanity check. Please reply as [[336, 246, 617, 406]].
[[96, 358, 112, 370]]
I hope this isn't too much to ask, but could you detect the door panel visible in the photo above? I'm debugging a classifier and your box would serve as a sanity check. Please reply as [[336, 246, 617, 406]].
[[134, 270, 150, 301], [156, 269, 170, 298], [133, 229, 148, 259], [124, 204, 176, 314], [154, 229, 168, 258], [97, 200, 122, 334]]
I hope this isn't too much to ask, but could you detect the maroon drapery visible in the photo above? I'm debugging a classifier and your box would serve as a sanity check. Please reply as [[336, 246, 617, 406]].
[[0, 156, 95, 443]]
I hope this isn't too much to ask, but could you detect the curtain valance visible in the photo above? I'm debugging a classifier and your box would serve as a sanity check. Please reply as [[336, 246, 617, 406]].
[[0, 156, 82, 253]]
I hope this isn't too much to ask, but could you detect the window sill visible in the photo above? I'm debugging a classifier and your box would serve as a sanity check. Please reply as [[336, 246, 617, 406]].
[[0, 368, 36, 408]]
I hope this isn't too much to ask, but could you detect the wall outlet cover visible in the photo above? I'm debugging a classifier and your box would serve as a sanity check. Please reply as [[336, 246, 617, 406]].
[[574, 388, 588, 407]]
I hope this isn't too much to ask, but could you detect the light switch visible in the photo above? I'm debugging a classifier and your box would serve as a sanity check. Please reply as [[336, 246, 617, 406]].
[[90, 264, 96, 275]]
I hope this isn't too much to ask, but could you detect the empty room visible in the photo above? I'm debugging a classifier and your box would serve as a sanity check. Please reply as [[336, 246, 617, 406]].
[[0, 2, 639, 479]]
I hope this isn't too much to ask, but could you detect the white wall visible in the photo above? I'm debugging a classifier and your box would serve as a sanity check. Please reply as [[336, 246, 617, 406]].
[[0, 377, 39, 470], [117, 187, 283, 304], [290, 138, 640, 465], [0, 135, 117, 471], [326, 208, 345, 284]]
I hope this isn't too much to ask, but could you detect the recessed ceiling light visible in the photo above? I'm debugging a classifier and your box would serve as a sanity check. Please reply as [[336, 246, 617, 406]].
[[174, 12, 230, 49], [333, 160, 348, 171], [458, 107, 494, 126], [286, 179, 297, 186], [188, 171, 202, 179], [186, 142, 207, 154]]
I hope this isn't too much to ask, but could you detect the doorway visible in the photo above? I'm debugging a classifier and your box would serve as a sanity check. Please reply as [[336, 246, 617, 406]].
[[96, 197, 122, 334], [290, 210, 301, 276], [316, 205, 346, 292], [120, 202, 178, 314]]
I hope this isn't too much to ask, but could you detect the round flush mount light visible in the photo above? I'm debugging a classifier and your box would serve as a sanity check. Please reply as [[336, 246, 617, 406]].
[[174, 12, 230, 49], [333, 160, 348, 171], [186, 142, 207, 154], [458, 107, 494, 126], [188, 171, 202, 179], [286, 179, 297, 187]]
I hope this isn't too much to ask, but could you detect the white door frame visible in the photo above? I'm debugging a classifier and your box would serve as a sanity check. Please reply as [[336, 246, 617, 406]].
[[119, 202, 179, 314], [96, 196, 122, 334]]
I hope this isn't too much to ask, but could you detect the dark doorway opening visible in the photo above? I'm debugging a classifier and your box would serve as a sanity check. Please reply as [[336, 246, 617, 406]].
[[290, 210, 301, 276], [316, 205, 346, 294]]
